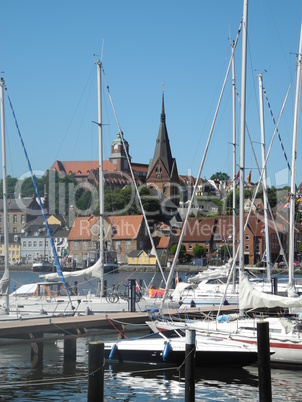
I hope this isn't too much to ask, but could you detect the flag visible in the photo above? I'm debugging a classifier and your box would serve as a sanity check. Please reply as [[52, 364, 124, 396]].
[[281, 203, 289, 209], [247, 171, 251, 185], [233, 170, 240, 184], [262, 250, 267, 262], [296, 196, 301, 205]]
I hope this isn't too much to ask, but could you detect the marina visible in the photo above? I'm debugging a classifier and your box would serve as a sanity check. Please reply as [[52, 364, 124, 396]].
[[0, 270, 301, 401], [1, 1, 302, 400]]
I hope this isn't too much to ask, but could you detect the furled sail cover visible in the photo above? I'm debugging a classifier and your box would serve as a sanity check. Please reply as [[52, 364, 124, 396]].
[[41, 258, 103, 281], [188, 258, 233, 283], [239, 272, 302, 310], [0, 271, 9, 295]]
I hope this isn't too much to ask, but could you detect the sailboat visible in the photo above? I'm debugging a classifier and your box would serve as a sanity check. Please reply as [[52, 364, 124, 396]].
[[0, 62, 120, 316], [148, 2, 302, 366], [104, 327, 259, 368], [1, 62, 172, 318]]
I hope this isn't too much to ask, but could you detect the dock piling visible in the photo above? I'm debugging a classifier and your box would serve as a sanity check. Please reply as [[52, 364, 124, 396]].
[[257, 321, 272, 401], [185, 329, 195, 402], [87, 341, 104, 402]]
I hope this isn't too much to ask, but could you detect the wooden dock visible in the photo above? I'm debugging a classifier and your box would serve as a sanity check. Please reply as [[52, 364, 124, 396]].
[[0, 304, 239, 343], [0, 305, 239, 368]]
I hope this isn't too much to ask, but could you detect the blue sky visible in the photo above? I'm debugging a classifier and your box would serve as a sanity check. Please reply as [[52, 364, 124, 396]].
[[1, 0, 302, 188]]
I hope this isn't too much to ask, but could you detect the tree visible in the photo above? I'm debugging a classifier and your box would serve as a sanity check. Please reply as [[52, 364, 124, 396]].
[[210, 172, 230, 181], [193, 244, 207, 258], [170, 243, 186, 263], [218, 244, 233, 261]]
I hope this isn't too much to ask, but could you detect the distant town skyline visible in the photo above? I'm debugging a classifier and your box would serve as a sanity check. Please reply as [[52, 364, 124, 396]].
[[1, 1, 302, 189]]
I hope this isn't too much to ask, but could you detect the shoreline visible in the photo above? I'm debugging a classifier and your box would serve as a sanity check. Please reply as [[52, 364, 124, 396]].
[[2, 264, 302, 276]]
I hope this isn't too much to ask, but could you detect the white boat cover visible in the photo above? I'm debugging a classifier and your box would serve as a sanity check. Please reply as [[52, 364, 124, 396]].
[[11, 283, 39, 296], [188, 258, 233, 283], [189, 267, 230, 283], [0, 271, 9, 295], [239, 272, 302, 309], [40, 258, 103, 281]]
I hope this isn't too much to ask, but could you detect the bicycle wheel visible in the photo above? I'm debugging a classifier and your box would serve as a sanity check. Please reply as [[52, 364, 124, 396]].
[[106, 293, 119, 303]]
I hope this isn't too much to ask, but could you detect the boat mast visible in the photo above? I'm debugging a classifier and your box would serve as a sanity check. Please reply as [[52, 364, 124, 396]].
[[239, 0, 248, 316], [97, 60, 104, 297], [258, 73, 271, 282], [288, 21, 302, 295], [231, 41, 237, 292], [0, 76, 10, 313]]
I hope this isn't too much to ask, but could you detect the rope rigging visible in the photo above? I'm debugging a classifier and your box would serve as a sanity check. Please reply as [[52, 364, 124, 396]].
[[4, 85, 73, 307], [100, 63, 167, 286]]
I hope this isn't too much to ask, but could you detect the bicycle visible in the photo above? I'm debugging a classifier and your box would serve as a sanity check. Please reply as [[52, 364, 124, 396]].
[[105, 283, 142, 303]]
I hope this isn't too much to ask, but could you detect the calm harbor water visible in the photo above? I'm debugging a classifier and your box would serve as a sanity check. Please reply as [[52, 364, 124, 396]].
[[0, 270, 302, 400]]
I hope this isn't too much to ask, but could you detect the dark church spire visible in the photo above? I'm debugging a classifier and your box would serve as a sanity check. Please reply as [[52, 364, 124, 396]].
[[146, 91, 174, 179]]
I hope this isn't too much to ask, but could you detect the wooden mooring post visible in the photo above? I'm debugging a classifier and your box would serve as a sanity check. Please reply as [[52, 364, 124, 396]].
[[185, 329, 195, 402], [87, 341, 104, 402], [257, 321, 272, 402], [63, 337, 77, 374]]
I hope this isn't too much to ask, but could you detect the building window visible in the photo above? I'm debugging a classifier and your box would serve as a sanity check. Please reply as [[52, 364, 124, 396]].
[[245, 244, 249, 251], [74, 242, 79, 250], [23, 241, 27, 248], [245, 234, 249, 241], [115, 241, 121, 250], [39, 241, 43, 247], [188, 243, 192, 250], [13, 215, 17, 224], [28, 241, 32, 247], [125, 240, 131, 249], [83, 241, 88, 250], [21, 215, 25, 224], [33, 241, 37, 247], [13, 227, 17, 233]]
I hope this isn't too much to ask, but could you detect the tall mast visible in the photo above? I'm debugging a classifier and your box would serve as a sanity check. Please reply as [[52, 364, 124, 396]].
[[258, 73, 271, 282], [97, 60, 104, 297], [231, 41, 237, 292], [288, 21, 302, 295], [0, 76, 10, 313], [239, 0, 248, 316]]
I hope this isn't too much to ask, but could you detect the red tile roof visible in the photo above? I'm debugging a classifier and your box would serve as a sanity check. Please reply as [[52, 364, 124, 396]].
[[68, 216, 97, 240], [50, 160, 117, 178], [157, 236, 170, 249], [107, 215, 144, 240]]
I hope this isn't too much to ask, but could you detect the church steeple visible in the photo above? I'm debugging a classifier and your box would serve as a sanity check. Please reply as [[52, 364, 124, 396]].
[[146, 92, 179, 204], [109, 130, 131, 172], [146, 91, 174, 180]]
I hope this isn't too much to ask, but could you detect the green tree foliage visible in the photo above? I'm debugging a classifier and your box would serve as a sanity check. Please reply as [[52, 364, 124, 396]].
[[193, 244, 207, 258], [0, 175, 18, 198], [256, 186, 277, 209], [104, 185, 162, 218], [210, 172, 230, 181], [218, 244, 233, 260], [170, 243, 186, 263]]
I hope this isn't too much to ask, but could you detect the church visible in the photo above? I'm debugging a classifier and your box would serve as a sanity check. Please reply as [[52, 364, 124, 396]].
[[50, 92, 182, 205]]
